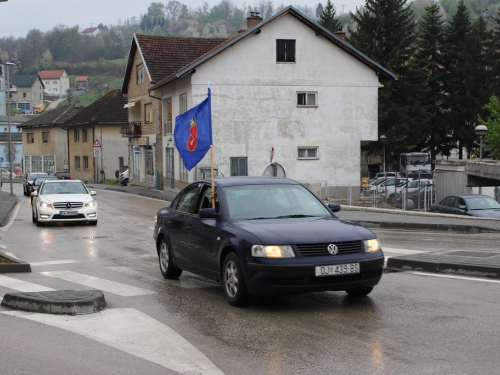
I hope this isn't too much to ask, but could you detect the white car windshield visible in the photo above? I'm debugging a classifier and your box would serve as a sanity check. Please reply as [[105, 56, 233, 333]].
[[40, 182, 88, 195], [226, 184, 331, 220]]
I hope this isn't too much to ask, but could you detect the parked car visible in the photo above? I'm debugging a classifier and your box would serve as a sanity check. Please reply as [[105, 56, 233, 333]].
[[369, 171, 400, 184], [387, 179, 433, 204], [376, 178, 406, 195], [1, 168, 12, 180], [31, 179, 98, 226], [7, 167, 23, 177], [23, 172, 48, 196], [430, 194, 500, 218], [51, 171, 73, 179], [119, 169, 129, 186], [154, 177, 384, 306], [28, 176, 58, 197], [397, 185, 435, 210]]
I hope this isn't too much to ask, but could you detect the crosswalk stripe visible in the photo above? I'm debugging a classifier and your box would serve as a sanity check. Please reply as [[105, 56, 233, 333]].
[[1, 308, 224, 375], [40, 270, 156, 296], [31, 260, 80, 267], [0, 275, 56, 292]]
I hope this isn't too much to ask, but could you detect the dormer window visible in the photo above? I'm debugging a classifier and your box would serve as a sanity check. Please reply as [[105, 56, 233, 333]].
[[277, 39, 295, 63]]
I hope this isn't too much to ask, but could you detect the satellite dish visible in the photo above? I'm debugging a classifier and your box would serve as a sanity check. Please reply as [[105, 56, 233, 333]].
[[262, 162, 286, 178]]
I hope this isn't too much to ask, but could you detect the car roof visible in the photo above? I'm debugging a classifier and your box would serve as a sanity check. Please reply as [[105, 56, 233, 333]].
[[43, 179, 83, 184], [199, 176, 302, 188]]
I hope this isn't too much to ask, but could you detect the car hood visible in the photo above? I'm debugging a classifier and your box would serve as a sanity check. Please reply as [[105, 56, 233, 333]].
[[469, 209, 500, 218], [41, 194, 93, 204], [233, 216, 376, 244]]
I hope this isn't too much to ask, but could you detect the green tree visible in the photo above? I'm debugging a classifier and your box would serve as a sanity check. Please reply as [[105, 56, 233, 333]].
[[348, 0, 427, 163], [318, 0, 342, 32], [39, 49, 53, 70], [478, 96, 500, 159]]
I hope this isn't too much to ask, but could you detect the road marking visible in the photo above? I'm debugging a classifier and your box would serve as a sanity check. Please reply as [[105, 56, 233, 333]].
[[40, 270, 156, 296], [30, 260, 80, 267], [410, 272, 500, 284], [0, 275, 56, 292], [383, 247, 427, 255], [1, 308, 224, 375]]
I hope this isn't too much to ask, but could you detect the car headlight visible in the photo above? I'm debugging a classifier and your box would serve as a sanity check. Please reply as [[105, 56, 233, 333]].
[[251, 245, 295, 258], [84, 200, 96, 208], [365, 239, 381, 253], [40, 202, 53, 209]]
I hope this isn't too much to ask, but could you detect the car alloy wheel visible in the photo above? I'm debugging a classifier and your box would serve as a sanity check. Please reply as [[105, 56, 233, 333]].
[[222, 253, 250, 306], [158, 237, 182, 279]]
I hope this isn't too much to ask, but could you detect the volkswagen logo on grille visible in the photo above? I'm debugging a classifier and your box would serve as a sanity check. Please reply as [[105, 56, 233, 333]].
[[327, 244, 338, 255], [66, 202, 72, 209]]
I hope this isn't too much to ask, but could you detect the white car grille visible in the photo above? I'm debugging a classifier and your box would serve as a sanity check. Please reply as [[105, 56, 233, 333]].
[[53, 201, 84, 209]]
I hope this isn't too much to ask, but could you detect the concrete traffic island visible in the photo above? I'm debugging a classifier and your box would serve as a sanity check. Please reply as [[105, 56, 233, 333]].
[[1, 290, 106, 315], [0, 252, 31, 273]]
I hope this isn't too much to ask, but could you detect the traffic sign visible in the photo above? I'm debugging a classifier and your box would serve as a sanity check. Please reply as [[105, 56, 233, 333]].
[[93, 139, 102, 147], [93, 148, 101, 158]]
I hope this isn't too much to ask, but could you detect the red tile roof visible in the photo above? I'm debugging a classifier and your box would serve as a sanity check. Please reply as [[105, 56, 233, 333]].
[[38, 70, 66, 79], [82, 27, 99, 34], [76, 76, 88, 82], [121, 35, 228, 93]]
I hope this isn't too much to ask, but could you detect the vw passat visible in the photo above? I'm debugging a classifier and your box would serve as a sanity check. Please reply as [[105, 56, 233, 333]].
[[31, 179, 98, 226], [154, 177, 384, 306]]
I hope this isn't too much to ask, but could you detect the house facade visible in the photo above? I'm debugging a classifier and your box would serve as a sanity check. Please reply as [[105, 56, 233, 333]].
[[0, 115, 27, 170], [38, 70, 70, 97], [75, 76, 89, 93], [149, 7, 395, 198], [121, 34, 226, 189], [17, 105, 84, 174], [63, 89, 129, 183], [8, 75, 45, 114], [0, 61, 5, 116]]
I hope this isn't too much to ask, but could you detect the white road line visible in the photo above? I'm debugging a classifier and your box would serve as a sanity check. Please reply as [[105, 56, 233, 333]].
[[383, 247, 427, 255], [410, 272, 500, 284], [0, 275, 56, 292], [40, 270, 156, 296], [30, 260, 80, 267], [1, 308, 224, 375], [4, 252, 18, 259]]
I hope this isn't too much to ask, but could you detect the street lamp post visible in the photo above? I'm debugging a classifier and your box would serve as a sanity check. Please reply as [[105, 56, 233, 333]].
[[5, 62, 16, 195], [380, 135, 387, 202], [475, 124, 488, 194]]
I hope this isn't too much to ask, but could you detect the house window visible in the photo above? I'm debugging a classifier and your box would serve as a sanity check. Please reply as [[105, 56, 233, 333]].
[[298, 147, 319, 159], [18, 103, 30, 112], [27, 132, 34, 144], [277, 39, 295, 63], [164, 97, 172, 134], [180, 157, 189, 181], [145, 103, 153, 123], [75, 156, 81, 169], [137, 65, 144, 84], [83, 156, 89, 170], [45, 81, 50, 85], [53, 81, 57, 84], [74, 129, 80, 142], [179, 94, 187, 114], [23, 93, 27, 98], [54, 88, 58, 92], [42, 132, 49, 143], [297, 92, 318, 106], [166, 148, 174, 178], [82, 129, 88, 142], [230, 157, 248, 176]]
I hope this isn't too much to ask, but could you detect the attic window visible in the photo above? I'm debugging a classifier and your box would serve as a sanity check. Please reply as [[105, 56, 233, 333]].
[[277, 39, 295, 63], [137, 65, 144, 84]]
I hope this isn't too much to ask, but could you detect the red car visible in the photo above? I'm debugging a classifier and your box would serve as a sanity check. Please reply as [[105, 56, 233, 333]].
[[10, 167, 23, 176]]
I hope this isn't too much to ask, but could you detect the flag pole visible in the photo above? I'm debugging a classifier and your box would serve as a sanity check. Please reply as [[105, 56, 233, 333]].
[[211, 145, 215, 208]]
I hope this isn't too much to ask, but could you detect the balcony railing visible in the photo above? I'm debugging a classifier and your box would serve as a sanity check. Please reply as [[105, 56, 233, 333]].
[[121, 122, 142, 137]]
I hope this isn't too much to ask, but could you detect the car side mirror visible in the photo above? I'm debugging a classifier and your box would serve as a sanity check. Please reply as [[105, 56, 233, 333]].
[[458, 205, 467, 211], [328, 203, 341, 212], [199, 208, 221, 219], [90, 191, 97, 196]]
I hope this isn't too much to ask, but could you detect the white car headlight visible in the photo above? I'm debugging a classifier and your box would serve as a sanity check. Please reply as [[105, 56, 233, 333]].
[[40, 202, 53, 209], [84, 200, 96, 208], [251, 245, 295, 258], [365, 239, 381, 253]]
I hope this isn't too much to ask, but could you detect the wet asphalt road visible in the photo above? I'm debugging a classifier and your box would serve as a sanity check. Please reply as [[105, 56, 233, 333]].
[[1, 185, 499, 374]]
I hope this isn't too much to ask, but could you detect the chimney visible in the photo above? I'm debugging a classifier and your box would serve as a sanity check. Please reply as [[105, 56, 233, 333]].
[[334, 30, 346, 41], [246, 11, 263, 29]]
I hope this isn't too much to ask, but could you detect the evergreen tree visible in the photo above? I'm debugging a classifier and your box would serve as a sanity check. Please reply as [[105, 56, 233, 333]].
[[415, 4, 450, 162], [478, 96, 500, 160], [348, 0, 427, 163], [318, 0, 342, 32]]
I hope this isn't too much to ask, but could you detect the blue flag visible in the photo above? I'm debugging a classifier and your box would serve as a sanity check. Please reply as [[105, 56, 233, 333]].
[[174, 88, 212, 171]]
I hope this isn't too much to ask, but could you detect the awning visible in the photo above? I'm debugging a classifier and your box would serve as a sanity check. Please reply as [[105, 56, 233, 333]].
[[123, 101, 137, 108]]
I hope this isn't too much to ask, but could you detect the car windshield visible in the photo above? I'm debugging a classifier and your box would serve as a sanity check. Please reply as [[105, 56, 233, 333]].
[[225, 184, 331, 220], [465, 197, 500, 210], [40, 182, 88, 195]]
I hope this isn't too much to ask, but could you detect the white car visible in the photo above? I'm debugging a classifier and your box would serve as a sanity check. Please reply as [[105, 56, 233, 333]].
[[119, 169, 129, 186], [31, 179, 98, 226], [1, 168, 12, 179]]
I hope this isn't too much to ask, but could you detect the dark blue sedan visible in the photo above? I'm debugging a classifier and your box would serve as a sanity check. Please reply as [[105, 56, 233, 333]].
[[154, 177, 384, 306]]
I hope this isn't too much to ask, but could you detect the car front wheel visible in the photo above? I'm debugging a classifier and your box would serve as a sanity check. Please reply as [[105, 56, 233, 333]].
[[222, 253, 251, 307], [158, 237, 182, 279], [346, 287, 373, 297]]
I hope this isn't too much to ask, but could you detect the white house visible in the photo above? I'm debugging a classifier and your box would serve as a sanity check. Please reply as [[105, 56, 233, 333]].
[[149, 7, 396, 198], [38, 70, 70, 97]]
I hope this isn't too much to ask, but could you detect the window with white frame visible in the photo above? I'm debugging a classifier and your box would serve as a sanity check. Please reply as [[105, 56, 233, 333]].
[[180, 157, 189, 181], [179, 94, 187, 114], [75, 156, 81, 169], [298, 147, 319, 159], [297, 92, 317, 106], [230, 157, 248, 176]]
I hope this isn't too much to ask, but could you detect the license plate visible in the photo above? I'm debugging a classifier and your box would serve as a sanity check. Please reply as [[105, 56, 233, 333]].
[[315, 263, 360, 277], [60, 211, 78, 216]]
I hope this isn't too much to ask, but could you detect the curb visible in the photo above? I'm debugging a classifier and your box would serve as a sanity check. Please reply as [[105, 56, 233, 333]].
[[1, 290, 106, 315], [0, 252, 31, 273], [354, 221, 500, 233]]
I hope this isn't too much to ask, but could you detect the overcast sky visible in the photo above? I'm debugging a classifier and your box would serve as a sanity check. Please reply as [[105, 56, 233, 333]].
[[0, 0, 365, 38]]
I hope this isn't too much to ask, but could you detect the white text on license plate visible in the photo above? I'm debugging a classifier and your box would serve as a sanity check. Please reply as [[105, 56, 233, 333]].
[[315, 263, 360, 276], [60, 211, 78, 216]]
